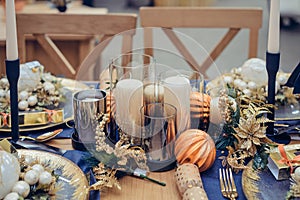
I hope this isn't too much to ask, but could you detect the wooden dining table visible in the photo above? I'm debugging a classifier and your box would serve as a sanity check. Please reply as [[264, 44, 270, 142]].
[[42, 123, 300, 200], [46, 138, 181, 200]]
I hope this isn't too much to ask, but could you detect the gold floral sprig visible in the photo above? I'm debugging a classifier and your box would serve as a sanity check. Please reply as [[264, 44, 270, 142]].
[[89, 163, 121, 192], [216, 87, 275, 171], [89, 112, 149, 191]]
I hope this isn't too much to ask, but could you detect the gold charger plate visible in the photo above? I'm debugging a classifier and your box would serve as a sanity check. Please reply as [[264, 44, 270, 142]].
[[18, 149, 89, 200], [0, 78, 90, 132], [242, 162, 290, 200]]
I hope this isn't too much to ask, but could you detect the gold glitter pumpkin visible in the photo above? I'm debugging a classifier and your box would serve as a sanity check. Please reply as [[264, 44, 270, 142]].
[[175, 129, 216, 172]]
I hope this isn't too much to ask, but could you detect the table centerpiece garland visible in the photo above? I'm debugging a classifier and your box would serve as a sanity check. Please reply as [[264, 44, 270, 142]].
[[213, 85, 276, 170], [84, 58, 300, 196], [0, 61, 65, 128], [207, 58, 299, 113]]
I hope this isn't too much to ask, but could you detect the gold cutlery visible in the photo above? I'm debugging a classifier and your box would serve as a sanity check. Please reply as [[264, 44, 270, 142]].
[[35, 129, 63, 142], [2, 129, 63, 143], [219, 168, 238, 200]]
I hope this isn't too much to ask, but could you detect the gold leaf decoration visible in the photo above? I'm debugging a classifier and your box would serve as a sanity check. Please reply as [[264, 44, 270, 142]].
[[234, 115, 268, 157], [89, 163, 121, 191]]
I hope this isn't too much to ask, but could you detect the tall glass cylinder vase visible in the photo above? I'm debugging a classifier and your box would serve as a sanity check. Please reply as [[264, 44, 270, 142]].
[[109, 53, 156, 144]]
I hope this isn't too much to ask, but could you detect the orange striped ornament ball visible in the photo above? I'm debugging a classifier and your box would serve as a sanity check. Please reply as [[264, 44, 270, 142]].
[[175, 129, 216, 172], [190, 92, 211, 130], [190, 92, 211, 119]]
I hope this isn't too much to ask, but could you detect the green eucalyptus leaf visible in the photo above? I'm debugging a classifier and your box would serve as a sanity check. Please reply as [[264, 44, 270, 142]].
[[227, 86, 237, 98], [215, 133, 236, 150], [252, 144, 270, 170]]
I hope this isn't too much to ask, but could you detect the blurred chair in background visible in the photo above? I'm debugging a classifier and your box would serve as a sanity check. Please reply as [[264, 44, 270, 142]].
[[17, 13, 137, 79], [139, 7, 263, 77]]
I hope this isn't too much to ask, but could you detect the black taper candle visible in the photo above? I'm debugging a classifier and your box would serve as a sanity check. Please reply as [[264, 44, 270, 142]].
[[6, 59, 20, 142], [266, 52, 280, 135]]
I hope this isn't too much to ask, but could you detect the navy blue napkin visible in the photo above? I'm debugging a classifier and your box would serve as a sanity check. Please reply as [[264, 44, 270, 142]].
[[63, 150, 100, 200], [202, 150, 246, 200]]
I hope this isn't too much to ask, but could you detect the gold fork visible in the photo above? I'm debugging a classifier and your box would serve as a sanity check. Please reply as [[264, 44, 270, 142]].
[[219, 168, 238, 200]]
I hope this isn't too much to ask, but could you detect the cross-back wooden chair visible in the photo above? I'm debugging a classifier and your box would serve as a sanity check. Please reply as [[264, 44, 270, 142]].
[[139, 7, 263, 77], [16, 13, 137, 79]]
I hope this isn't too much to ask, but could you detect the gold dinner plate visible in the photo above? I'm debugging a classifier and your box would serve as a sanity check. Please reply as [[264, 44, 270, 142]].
[[242, 161, 290, 200], [0, 78, 90, 132], [18, 149, 89, 200]]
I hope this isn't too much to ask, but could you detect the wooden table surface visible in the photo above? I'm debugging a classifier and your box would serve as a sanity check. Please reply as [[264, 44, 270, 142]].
[[46, 138, 181, 200]]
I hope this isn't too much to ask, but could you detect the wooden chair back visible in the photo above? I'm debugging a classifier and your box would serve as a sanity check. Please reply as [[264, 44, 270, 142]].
[[16, 13, 137, 78], [139, 7, 263, 77]]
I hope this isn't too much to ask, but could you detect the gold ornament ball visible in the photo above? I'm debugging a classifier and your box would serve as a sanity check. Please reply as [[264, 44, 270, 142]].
[[190, 92, 210, 118], [175, 129, 216, 172]]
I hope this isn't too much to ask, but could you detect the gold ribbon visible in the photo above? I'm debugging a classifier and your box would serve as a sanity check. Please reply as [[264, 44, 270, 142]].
[[278, 144, 300, 173]]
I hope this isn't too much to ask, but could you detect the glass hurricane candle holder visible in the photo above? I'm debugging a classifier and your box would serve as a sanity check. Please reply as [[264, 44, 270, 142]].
[[140, 102, 177, 172], [159, 68, 206, 133], [109, 53, 155, 144]]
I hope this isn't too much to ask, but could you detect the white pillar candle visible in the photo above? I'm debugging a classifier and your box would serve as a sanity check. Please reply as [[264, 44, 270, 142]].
[[267, 0, 280, 53], [114, 79, 143, 135], [6, 0, 19, 60], [163, 76, 190, 133]]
